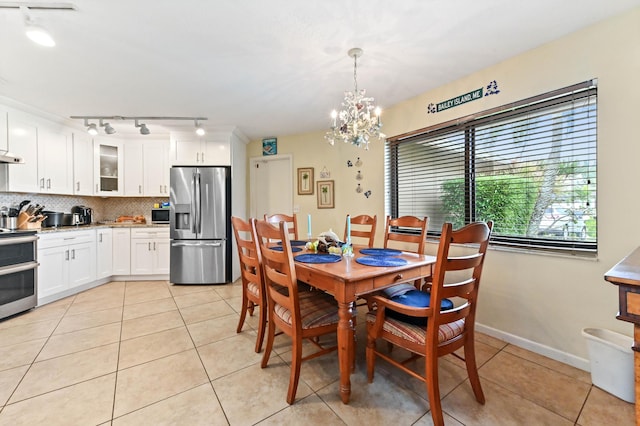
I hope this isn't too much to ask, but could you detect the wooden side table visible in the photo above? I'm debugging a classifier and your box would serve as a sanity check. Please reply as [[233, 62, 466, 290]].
[[604, 247, 640, 422]]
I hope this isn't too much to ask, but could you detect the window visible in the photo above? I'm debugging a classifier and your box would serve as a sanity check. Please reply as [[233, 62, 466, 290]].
[[386, 81, 597, 254]]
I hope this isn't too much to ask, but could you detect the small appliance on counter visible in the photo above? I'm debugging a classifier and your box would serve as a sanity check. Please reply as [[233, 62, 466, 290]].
[[151, 208, 170, 224], [71, 205, 93, 225]]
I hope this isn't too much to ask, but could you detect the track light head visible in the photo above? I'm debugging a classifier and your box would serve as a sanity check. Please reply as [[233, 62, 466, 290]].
[[195, 120, 205, 136], [135, 120, 150, 135], [99, 119, 116, 135], [21, 6, 55, 47], [84, 119, 98, 136]]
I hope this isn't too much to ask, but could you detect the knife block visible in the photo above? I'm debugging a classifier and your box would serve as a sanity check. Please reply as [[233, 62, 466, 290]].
[[17, 212, 42, 230]]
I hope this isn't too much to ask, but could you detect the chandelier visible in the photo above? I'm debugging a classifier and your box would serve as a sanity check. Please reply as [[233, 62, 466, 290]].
[[325, 48, 385, 150]]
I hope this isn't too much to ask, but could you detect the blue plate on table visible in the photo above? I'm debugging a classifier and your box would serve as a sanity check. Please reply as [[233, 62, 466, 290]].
[[356, 256, 408, 267], [360, 248, 402, 256], [269, 246, 303, 252], [278, 240, 308, 246], [294, 253, 342, 264]]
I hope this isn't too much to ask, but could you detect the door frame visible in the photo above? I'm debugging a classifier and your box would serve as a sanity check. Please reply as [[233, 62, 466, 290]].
[[249, 154, 293, 219]]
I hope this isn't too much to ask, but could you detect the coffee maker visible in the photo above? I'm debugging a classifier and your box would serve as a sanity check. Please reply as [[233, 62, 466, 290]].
[[71, 205, 93, 225]]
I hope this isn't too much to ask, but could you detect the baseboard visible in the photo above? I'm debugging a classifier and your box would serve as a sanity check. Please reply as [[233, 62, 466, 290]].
[[476, 323, 591, 372]]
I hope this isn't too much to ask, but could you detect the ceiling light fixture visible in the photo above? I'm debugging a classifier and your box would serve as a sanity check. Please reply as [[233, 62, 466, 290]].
[[84, 119, 98, 136], [325, 47, 385, 150], [20, 6, 55, 47], [100, 119, 116, 135], [135, 120, 150, 135], [195, 120, 205, 136], [70, 116, 208, 136]]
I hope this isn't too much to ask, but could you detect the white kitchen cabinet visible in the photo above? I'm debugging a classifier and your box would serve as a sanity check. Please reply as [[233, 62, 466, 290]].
[[0, 106, 7, 151], [124, 141, 144, 196], [143, 141, 170, 196], [171, 136, 230, 166], [72, 132, 94, 195], [1, 109, 73, 194], [112, 228, 131, 275], [38, 230, 96, 301], [94, 138, 124, 195], [130, 228, 170, 275], [96, 228, 113, 279], [37, 124, 73, 194]]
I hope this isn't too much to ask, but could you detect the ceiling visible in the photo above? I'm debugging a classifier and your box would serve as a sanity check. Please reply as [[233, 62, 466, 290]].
[[0, 1, 639, 140]]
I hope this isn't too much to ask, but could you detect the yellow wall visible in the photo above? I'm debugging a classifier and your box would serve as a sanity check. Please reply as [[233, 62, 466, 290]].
[[247, 8, 640, 363]]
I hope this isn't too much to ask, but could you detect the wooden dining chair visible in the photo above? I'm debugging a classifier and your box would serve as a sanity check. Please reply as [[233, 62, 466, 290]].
[[344, 214, 377, 247], [264, 213, 299, 240], [231, 216, 267, 353], [255, 219, 340, 405], [366, 221, 493, 426], [384, 215, 429, 289]]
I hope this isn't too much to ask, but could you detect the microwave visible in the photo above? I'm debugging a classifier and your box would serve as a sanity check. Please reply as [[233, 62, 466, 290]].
[[151, 208, 170, 224]]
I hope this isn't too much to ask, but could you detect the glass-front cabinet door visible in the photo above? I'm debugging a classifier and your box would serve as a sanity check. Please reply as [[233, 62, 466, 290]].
[[93, 138, 123, 195]]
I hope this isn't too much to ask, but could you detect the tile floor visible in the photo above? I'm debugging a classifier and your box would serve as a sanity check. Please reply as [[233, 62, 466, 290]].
[[0, 280, 634, 425]]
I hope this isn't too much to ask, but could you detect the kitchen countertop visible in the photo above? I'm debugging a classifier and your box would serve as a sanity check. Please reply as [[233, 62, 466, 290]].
[[37, 222, 169, 233]]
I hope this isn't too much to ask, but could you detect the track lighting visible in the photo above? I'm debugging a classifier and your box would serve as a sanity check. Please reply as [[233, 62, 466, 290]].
[[20, 6, 55, 47], [100, 120, 116, 135], [84, 119, 98, 136], [195, 120, 205, 136], [71, 116, 208, 135], [135, 120, 150, 135]]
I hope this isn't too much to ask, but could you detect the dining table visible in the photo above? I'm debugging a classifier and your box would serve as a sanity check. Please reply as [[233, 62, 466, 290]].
[[292, 245, 437, 404]]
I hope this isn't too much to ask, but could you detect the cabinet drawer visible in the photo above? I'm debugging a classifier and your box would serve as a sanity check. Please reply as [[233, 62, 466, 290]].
[[38, 230, 95, 249], [130, 228, 169, 239], [372, 266, 428, 288]]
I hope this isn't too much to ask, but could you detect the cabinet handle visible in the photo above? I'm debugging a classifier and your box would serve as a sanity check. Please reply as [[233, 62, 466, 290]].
[[148, 242, 151, 251], [76, 182, 80, 191], [99, 234, 102, 243], [96, 183, 99, 192], [65, 250, 69, 261], [40, 178, 45, 189], [139, 185, 142, 194], [201, 152, 205, 163], [46, 178, 51, 189], [71, 249, 75, 260], [160, 185, 162, 193], [153, 242, 156, 251], [196, 152, 199, 162], [164, 185, 167, 193]]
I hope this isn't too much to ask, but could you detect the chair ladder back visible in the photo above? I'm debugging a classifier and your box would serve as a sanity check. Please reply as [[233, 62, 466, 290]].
[[345, 214, 377, 247], [264, 213, 299, 240], [384, 215, 428, 255]]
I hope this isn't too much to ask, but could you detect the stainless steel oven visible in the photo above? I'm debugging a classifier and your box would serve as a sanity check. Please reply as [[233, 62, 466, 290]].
[[0, 231, 38, 320]]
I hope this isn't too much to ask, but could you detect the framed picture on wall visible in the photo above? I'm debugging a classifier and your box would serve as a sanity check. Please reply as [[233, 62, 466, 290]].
[[317, 180, 334, 209], [297, 167, 314, 195], [262, 138, 277, 156]]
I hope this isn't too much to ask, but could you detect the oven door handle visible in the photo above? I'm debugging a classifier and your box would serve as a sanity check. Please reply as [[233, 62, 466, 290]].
[[0, 235, 38, 246], [0, 261, 38, 276]]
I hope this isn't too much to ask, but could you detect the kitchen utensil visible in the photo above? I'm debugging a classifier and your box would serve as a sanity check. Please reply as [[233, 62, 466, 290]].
[[7, 216, 17, 230], [42, 211, 64, 228], [8, 208, 18, 217], [18, 200, 30, 213]]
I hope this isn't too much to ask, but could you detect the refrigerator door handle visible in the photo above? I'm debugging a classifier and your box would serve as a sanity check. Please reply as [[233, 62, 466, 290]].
[[171, 241, 222, 247], [190, 172, 197, 234], [194, 171, 201, 234]]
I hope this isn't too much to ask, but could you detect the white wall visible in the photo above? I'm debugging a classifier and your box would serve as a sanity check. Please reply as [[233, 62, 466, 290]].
[[247, 8, 640, 367]]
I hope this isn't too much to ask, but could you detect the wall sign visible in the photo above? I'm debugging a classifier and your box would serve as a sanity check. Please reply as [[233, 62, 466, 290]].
[[262, 138, 277, 155], [427, 80, 500, 114]]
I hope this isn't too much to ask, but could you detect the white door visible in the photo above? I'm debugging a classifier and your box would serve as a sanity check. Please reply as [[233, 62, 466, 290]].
[[124, 142, 144, 196], [131, 239, 154, 274], [68, 241, 95, 288], [250, 155, 293, 219], [112, 228, 131, 275], [153, 239, 170, 274], [38, 126, 73, 194], [38, 245, 69, 299], [7, 111, 39, 193], [143, 141, 170, 196], [96, 229, 113, 279], [73, 132, 94, 195]]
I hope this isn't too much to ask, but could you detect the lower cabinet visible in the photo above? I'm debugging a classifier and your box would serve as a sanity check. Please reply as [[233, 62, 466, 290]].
[[130, 228, 170, 275], [112, 228, 131, 275], [38, 230, 96, 302], [96, 228, 113, 279]]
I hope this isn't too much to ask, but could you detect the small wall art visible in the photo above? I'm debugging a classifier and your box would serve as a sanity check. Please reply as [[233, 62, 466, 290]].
[[297, 167, 314, 195], [317, 180, 335, 209], [262, 138, 277, 156]]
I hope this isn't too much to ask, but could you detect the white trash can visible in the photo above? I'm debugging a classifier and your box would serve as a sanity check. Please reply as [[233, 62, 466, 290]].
[[582, 327, 635, 403]]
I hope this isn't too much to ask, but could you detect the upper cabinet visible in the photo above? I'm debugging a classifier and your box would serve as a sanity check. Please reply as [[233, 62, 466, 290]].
[[143, 141, 170, 196], [72, 132, 94, 196], [94, 138, 124, 196], [123, 141, 144, 196], [1, 109, 72, 194], [0, 106, 8, 151], [170, 132, 232, 166]]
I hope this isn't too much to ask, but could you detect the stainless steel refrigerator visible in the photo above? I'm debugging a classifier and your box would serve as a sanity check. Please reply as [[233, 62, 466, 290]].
[[170, 166, 231, 284]]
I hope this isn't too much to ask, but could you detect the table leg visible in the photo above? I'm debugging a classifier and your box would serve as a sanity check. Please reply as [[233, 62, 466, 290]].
[[337, 300, 354, 404]]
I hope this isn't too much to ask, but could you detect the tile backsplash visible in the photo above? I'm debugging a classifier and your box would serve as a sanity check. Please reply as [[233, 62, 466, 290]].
[[0, 193, 169, 222]]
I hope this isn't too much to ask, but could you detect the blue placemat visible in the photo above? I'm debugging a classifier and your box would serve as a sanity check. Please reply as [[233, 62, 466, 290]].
[[294, 253, 342, 264], [277, 240, 308, 246], [360, 248, 402, 256], [269, 246, 302, 252], [356, 256, 408, 267]]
